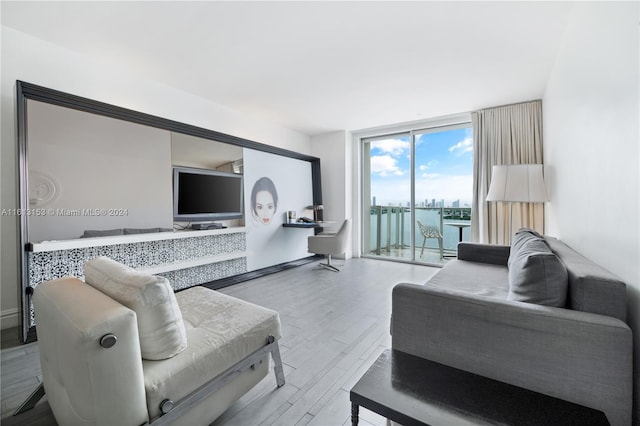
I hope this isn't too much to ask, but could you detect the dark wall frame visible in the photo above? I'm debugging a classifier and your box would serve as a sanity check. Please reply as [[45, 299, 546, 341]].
[[16, 80, 323, 343]]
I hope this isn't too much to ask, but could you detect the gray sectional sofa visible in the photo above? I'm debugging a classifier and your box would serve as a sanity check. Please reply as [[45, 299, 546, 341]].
[[391, 229, 632, 426]]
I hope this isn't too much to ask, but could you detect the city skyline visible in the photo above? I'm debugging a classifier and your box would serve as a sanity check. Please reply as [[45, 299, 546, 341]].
[[371, 196, 470, 209]]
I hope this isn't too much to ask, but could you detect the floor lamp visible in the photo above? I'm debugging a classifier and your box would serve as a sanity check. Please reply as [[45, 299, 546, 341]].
[[485, 164, 548, 243]]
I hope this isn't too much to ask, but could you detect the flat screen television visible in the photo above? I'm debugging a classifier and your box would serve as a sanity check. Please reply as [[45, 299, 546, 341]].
[[173, 166, 244, 222]]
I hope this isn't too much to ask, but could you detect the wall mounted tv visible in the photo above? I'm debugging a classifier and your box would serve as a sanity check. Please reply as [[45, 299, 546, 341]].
[[173, 166, 244, 222]]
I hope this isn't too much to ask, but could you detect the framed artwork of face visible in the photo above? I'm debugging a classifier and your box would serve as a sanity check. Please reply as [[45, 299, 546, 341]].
[[251, 177, 278, 225]]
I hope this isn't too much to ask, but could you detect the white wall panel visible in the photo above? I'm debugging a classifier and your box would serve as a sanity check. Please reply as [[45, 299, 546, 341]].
[[243, 148, 315, 271], [542, 2, 639, 421]]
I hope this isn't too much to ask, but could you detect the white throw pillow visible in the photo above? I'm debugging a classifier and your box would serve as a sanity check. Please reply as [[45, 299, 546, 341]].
[[84, 257, 187, 360]]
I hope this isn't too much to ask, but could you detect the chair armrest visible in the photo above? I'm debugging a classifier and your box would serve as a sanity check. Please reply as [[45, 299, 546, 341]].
[[391, 283, 632, 426], [456, 242, 510, 265], [34, 278, 149, 426]]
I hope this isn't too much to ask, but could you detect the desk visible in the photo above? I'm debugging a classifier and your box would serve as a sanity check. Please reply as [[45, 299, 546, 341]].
[[445, 222, 470, 242], [282, 221, 335, 229], [350, 349, 609, 426]]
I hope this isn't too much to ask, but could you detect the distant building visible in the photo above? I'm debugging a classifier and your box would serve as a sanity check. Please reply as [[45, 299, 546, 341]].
[[372, 196, 376, 206]]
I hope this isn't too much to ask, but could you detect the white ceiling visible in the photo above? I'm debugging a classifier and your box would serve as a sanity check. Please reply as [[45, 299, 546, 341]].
[[2, 1, 574, 136]]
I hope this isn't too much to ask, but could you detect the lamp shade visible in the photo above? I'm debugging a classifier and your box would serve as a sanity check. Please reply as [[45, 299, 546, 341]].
[[486, 164, 548, 203]]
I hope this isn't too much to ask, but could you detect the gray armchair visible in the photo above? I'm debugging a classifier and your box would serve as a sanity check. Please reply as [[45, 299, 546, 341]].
[[307, 219, 350, 272]]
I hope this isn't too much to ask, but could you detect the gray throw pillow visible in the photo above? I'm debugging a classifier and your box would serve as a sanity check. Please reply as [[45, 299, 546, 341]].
[[508, 238, 568, 307], [81, 228, 124, 238], [508, 228, 543, 269]]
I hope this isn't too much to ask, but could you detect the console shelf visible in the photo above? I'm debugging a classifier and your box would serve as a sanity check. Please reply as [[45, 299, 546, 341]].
[[29, 227, 246, 253], [26, 227, 248, 327], [139, 252, 246, 275]]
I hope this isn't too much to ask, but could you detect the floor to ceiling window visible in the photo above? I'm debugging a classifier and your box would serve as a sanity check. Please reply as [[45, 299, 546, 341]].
[[362, 123, 473, 265]]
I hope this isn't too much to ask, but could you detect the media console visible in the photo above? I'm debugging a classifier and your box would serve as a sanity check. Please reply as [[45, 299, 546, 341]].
[[26, 228, 247, 327]]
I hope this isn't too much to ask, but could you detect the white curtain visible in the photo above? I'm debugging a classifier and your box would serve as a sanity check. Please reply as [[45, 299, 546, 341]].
[[471, 100, 544, 244]]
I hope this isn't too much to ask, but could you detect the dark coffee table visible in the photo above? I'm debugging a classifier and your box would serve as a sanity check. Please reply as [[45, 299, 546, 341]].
[[350, 349, 609, 426]]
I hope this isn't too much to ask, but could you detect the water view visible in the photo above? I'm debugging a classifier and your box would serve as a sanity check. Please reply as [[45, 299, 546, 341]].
[[363, 124, 473, 265]]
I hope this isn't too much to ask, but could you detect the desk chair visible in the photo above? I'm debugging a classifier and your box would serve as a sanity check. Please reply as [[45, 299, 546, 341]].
[[417, 220, 443, 260], [307, 219, 350, 272]]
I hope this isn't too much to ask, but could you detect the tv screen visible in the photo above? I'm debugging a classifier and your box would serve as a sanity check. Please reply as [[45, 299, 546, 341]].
[[173, 167, 244, 222]]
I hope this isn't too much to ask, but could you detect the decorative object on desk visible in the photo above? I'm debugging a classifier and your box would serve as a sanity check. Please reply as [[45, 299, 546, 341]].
[[306, 204, 324, 222], [286, 210, 296, 224], [251, 177, 279, 225], [485, 164, 547, 243]]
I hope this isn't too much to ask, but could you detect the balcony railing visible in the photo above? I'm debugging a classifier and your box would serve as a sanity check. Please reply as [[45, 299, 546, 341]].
[[367, 206, 471, 261]]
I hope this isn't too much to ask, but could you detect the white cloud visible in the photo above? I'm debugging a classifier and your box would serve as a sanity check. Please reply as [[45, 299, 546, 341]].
[[448, 137, 473, 155], [420, 173, 441, 179], [418, 160, 439, 172], [370, 155, 404, 176], [371, 138, 410, 156]]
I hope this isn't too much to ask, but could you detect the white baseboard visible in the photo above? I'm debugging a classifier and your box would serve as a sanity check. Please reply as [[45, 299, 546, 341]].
[[1, 308, 20, 330]]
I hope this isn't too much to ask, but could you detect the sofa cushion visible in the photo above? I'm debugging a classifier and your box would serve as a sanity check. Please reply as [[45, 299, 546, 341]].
[[508, 238, 568, 307], [427, 259, 509, 300], [142, 286, 282, 419], [84, 256, 187, 360]]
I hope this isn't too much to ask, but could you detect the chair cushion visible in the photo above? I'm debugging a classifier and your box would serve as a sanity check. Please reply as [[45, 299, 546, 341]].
[[508, 235, 568, 307], [84, 256, 187, 360], [142, 286, 282, 419]]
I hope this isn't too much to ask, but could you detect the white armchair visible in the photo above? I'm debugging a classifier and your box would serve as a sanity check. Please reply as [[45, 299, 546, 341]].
[[17, 257, 285, 425], [307, 219, 350, 272]]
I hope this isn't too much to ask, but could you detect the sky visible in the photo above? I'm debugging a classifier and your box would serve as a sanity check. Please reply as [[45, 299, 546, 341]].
[[369, 126, 473, 207]]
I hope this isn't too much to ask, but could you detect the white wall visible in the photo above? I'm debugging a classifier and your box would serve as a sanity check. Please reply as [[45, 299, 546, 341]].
[[0, 26, 311, 329], [542, 2, 639, 422], [310, 131, 353, 258]]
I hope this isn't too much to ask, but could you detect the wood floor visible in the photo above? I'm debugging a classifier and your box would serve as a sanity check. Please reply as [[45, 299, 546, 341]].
[[1, 258, 438, 426]]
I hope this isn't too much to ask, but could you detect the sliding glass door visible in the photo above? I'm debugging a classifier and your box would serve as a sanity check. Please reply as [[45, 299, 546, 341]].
[[362, 133, 413, 261], [362, 124, 473, 265]]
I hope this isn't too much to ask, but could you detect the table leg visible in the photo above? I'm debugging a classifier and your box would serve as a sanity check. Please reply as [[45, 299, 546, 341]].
[[351, 402, 359, 425]]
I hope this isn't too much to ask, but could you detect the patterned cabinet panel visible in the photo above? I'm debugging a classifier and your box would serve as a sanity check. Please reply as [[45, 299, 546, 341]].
[[28, 230, 247, 327]]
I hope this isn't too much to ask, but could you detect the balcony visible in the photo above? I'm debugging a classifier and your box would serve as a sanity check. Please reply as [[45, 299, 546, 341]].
[[365, 206, 471, 265]]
